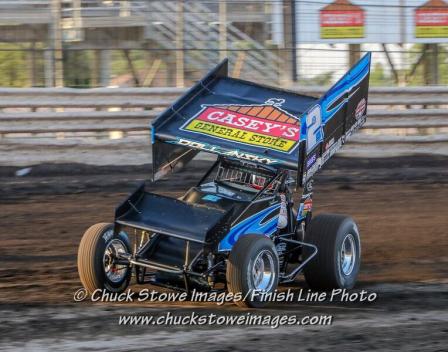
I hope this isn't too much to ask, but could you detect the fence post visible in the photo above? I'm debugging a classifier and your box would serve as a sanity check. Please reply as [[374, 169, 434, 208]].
[[176, 0, 185, 88], [28, 42, 37, 87], [51, 0, 64, 87], [219, 0, 227, 61]]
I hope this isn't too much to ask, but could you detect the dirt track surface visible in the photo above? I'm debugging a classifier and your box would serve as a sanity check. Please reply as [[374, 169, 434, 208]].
[[1, 156, 447, 351]]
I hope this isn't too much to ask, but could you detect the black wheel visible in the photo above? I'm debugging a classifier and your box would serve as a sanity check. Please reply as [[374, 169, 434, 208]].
[[226, 234, 279, 308], [78, 223, 132, 294], [303, 214, 361, 291]]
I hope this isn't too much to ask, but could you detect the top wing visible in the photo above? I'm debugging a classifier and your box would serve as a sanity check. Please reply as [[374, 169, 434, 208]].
[[150, 54, 371, 182], [150, 59, 317, 180]]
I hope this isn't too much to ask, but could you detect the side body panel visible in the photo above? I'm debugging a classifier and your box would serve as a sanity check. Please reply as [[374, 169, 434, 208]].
[[218, 199, 281, 251], [300, 53, 371, 184]]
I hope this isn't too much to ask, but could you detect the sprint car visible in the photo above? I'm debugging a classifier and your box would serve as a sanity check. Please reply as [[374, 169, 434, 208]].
[[78, 53, 371, 307]]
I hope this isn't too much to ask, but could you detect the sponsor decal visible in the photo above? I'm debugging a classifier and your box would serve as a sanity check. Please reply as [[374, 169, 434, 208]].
[[172, 138, 280, 165], [355, 98, 367, 119], [298, 197, 313, 219], [323, 138, 343, 165], [302, 198, 313, 215], [325, 137, 335, 151], [306, 180, 313, 192], [181, 99, 301, 153], [320, 0, 365, 39], [306, 153, 317, 169], [304, 156, 322, 183]]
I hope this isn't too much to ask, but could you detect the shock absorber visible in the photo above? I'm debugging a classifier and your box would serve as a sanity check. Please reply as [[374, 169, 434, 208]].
[[277, 193, 288, 229], [207, 253, 215, 287], [276, 241, 287, 273]]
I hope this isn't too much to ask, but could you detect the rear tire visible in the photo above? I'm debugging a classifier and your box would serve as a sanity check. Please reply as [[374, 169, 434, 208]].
[[303, 214, 361, 290], [78, 223, 131, 294], [226, 234, 279, 308]]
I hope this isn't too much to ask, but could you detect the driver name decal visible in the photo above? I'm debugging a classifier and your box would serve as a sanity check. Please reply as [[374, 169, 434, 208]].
[[181, 100, 301, 153]]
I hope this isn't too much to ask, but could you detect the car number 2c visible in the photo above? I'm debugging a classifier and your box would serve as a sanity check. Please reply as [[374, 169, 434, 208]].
[[306, 105, 323, 153]]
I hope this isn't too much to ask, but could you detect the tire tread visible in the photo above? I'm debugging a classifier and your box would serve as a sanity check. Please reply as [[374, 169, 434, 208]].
[[78, 223, 112, 293], [304, 214, 356, 290], [226, 234, 278, 308]]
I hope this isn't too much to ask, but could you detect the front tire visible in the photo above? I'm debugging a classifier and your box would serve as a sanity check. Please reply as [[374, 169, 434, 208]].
[[226, 234, 279, 308], [303, 214, 361, 290], [78, 223, 131, 294]]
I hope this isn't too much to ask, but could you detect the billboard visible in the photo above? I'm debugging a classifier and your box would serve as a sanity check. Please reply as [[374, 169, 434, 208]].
[[296, 0, 448, 44], [415, 0, 448, 38], [320, 0, 365, 39]]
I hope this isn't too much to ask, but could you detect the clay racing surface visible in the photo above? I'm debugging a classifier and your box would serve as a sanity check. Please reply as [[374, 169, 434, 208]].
[[0, 156, 447, 351]]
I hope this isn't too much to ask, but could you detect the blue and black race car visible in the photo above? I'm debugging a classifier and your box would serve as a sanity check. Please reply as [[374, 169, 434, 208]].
[[78, 53, 371, 307]]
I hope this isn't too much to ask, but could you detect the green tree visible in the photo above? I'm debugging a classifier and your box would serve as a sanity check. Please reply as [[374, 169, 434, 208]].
[[405, 44, 448, 86], [63, 50, 91, 87], [370, 62, 394, 86], [0, 45, 28, 87]]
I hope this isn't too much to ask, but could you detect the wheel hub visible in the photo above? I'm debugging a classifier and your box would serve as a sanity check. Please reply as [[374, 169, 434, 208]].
[[103, 236, 129, 283], [251, 250, 276, 291], [340, 233, 356, 276]]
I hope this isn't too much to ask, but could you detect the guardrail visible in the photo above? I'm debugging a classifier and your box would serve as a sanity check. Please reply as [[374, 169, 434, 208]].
[[0, 87, 447, 160]]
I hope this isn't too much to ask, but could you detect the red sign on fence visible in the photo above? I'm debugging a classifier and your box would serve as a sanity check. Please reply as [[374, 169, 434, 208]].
[[320, 0, 365, 39], [415, 0, 448, 38]]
